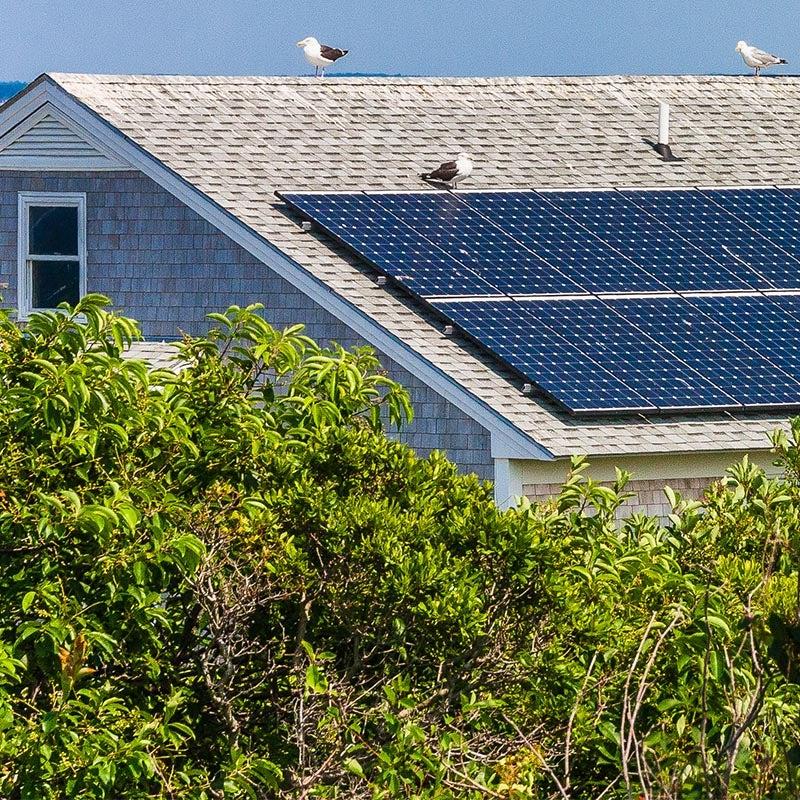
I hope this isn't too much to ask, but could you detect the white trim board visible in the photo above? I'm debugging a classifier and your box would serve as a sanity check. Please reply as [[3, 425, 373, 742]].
[[493, 458, 525, 509], [2, 76, 551, 461]]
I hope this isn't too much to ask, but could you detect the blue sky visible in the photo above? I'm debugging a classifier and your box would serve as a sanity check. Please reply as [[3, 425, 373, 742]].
[[2, 0, 799, 79]]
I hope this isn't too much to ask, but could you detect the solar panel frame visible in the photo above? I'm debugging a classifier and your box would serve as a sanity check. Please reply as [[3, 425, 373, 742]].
[[620, 188, 797, 290], [367, 191, 588, 296], [540, 188, 767, 292], [512, 298, 741, 411], [687, 294, 800, 384], [432, 298, 657, 413], [610, 295, 800, 408], [698, 187, 800, 288], [278, 191, 506, 297], [456, 190, 675, 294]]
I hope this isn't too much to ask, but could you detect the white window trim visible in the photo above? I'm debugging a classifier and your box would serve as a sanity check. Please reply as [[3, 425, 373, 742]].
[[17, 191, 87, 319]]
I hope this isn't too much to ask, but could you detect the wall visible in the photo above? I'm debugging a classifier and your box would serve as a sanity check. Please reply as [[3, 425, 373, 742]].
[[520, 449, 779, 519], [0, 170, 493, 479]]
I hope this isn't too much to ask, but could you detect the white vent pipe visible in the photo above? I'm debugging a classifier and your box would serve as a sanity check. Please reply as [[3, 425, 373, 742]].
[[658, 102, 670, 146]]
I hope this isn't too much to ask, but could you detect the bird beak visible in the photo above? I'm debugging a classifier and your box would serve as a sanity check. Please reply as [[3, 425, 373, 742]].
[[296, 40, 305, 47]]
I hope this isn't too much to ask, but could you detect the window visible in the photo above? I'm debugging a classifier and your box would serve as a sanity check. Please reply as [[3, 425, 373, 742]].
[[18, 192, 86, 317]]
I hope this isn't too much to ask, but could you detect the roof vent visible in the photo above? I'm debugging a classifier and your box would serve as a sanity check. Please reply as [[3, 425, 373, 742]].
[[652, 102, 677, 162]]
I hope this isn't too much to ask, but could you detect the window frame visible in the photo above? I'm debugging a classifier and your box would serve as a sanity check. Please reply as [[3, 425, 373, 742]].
[[17, 191, 87, 318]]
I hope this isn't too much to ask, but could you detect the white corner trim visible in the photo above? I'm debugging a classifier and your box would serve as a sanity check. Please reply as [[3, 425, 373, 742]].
[[2, 77, 552, 461], [0, 95, 132, 171], [493, 458, 525, 509]]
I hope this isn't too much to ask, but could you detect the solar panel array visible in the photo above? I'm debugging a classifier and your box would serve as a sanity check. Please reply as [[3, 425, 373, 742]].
[[279, 188, 800, 415]]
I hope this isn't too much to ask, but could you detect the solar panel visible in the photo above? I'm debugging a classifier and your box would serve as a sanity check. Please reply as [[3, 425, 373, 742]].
[[689, 294, 800, 381], [279, 193, 502, 297], [610, 296, 800, 407], [700, 188, 800, 286], [621, 189, 791, 290], [432, 299, 655, 413], [280, 188, 800, 416], [514, 298, 739, 410], [541, 189, 763, 292], [368, 193, 585, 295], [458, 191, 671, 294]]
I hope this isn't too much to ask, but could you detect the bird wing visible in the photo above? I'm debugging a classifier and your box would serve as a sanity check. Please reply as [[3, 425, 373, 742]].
[[320, 45, 348, 61], [426, 161, 459, 181], [751, 46, 783, 64]]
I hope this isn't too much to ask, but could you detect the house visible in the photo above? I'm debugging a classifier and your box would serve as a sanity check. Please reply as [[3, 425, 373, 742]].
[[0, 72, 796, 513]]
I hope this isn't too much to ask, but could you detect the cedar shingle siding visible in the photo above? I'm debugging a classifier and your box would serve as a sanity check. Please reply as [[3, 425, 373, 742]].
[[0, 169, 493, 477]]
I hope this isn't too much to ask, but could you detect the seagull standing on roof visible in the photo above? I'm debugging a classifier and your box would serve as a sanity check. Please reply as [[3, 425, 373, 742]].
[[297, 36, 349, 77], [420, 153, 474, 189], [736, 40, 787, 76]]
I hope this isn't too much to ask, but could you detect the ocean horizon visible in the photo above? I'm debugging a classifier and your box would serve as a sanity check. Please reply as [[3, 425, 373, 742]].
[[0, 82, 26, 101]]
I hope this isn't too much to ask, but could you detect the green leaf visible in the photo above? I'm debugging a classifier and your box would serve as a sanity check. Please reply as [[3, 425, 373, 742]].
[[343, 757, 365, 778], [305, 664, 327, 694]]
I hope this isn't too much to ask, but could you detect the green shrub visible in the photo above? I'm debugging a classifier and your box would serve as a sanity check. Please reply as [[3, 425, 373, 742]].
[[1, 295, 800, 799]]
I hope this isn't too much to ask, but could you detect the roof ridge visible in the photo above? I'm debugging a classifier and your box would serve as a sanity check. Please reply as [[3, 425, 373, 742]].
[[45, 71, 800, 86]]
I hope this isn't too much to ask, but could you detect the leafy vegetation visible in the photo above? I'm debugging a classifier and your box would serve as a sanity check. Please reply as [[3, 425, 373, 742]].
[[2, 295, 800, 798]]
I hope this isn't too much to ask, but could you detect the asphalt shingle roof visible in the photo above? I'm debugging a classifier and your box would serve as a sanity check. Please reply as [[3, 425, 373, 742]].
[[45, 73, 800, 457]]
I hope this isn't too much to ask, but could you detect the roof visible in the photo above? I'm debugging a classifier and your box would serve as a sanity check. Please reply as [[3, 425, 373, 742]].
[[35, 72, 800, 458], [123, 340, 183, 370]]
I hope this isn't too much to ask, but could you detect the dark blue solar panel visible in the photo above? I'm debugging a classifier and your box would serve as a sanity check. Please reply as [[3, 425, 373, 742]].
[[282, 189, 800, 415], [514, 299, 739, 410], [621, 189, 791, 290], [699, 188, 800, 287], [765, 293, 800, 322], [279, 193, 502, 297], [457, 191, 670, 293], [541, 189, 763, 292], [432, 299, 654, 412], [690, 294, 800, 381], [368, 193, 584, 295], [610, 297, 800, 407]]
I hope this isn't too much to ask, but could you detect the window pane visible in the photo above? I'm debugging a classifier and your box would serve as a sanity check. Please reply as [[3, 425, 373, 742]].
[[30, 260, 80, 308], [29, 206, 78, 256]]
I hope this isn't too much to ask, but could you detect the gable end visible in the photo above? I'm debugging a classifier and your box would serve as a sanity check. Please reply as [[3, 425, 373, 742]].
[[0, 103, 130, 170]]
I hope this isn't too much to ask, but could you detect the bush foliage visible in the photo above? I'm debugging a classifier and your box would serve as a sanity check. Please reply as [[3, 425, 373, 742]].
[[2, 295, 800, 799]]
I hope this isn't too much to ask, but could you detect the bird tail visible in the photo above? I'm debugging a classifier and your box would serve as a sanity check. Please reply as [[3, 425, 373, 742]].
[[420, 172, 432, 179], [779, 58, 788, 64], [342, 49, 349, 56]]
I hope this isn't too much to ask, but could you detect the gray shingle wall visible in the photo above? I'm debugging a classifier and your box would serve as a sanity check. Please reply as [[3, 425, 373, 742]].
[[523, 477, 708, 521], [0, 170, 493, 479]]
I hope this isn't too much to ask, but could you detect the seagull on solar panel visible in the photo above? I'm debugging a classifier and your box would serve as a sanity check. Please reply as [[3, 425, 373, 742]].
[[420, 153, 474, 189], [297, 36, 349, 77], [736, 40, 787, 76]]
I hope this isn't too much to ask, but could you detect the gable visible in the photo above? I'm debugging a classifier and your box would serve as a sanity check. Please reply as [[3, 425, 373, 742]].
[[0, 104, 129, 170]]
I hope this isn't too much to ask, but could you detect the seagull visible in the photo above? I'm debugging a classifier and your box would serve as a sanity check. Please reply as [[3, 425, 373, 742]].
[[296, 36, 349, 77], [420, 153, 474, 189], [736, 40, 787, 77]]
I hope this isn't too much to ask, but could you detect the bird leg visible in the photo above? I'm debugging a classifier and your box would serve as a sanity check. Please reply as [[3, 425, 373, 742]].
[[755, 66, 761, 77], [314, 65, 319, 77], [320, 67, 326, 77]]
